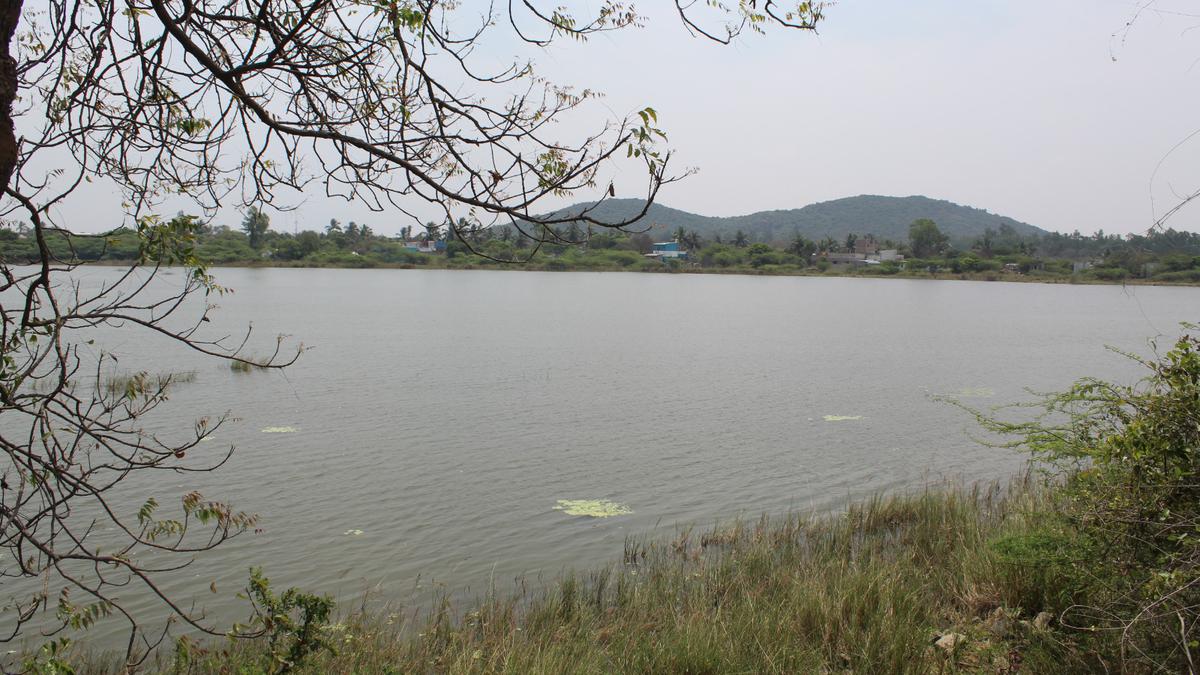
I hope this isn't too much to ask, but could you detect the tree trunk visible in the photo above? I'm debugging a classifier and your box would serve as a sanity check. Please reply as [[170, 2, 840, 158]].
[[0, 0, 22, 194]]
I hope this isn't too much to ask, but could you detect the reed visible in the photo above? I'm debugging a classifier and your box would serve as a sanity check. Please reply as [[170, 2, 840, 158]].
[[229, 359, 268, 373], [102, 370, 197, 396]]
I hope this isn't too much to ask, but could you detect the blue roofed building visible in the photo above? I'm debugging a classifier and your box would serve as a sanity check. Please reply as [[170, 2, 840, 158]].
[[646, 240, 688, 261], [402, 239, 447, 253]]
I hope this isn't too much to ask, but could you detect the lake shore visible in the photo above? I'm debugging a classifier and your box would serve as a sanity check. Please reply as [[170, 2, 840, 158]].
[[94, 257, 1200, 288], [97, 475, 1099, 674]]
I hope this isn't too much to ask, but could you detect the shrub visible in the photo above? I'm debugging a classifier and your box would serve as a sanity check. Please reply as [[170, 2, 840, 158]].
[[1091, 266, 1128, 281], [239, 569, 335, 673], [977, 327, 1200, 672], [1152, 269, 1200, 283]]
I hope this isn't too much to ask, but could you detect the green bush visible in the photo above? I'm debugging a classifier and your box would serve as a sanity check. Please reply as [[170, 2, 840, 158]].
[[1152, 269, 1200, 283], [1090, 266, 1127, 281], [987, 523, 1092, 613], [978, 328, 1200, 672], [239, 568, 335, 673]]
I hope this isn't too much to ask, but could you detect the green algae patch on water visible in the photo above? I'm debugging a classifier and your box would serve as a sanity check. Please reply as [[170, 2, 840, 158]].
[[261, 426, 298, 434], [343, 529, 364, 536], [553, 499, 633, 518], [823, 415, 863, 422]]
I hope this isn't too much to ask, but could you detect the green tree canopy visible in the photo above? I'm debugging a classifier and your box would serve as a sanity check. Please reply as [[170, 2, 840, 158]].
[[909, 218, 949, 258], [241, 207, 271, 250]]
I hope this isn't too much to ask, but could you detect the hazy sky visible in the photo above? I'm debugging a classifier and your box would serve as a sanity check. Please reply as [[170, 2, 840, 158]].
[[533, 0, 1200, 237], [32, 0, 1200, 236]]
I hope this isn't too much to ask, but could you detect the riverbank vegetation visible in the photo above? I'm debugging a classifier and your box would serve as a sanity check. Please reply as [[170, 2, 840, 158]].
[[158, 482, 1066, 674], [53, 329, 1198, 673], [6, 213, 1199, 286]]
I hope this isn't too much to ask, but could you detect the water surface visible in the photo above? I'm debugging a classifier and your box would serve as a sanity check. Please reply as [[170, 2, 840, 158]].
[[12, 268, 1198, 648]]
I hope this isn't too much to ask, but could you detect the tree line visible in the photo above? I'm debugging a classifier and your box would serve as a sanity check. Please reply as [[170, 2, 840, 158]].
[[4, 212, 1200, 283]]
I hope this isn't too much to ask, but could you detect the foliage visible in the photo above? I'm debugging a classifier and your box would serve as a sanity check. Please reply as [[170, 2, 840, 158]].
[[909, 218, 950, 258], [241, 208, 271, 251], [21, 639, 76, 675], [239, 568, 335, 673], [971, 327, 1200, 672]]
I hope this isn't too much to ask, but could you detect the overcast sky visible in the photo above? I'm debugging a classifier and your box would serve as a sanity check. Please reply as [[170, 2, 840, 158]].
[[36, 0, 1200, 236]]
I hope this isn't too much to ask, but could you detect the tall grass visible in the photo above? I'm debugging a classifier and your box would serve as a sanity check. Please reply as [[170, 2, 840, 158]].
[[152, 476, 1103, 674], [102, 370, 197, 397], [229, 359, 268, 373]]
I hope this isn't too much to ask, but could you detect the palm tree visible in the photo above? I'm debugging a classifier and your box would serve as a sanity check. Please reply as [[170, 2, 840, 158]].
[[241, 207, 270, 250], [673, 226, 687, 245], [734, 230, 748, 248]]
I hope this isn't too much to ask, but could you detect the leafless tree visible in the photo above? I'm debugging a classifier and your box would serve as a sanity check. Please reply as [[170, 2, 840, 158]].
[[0, 0, 824, 667]]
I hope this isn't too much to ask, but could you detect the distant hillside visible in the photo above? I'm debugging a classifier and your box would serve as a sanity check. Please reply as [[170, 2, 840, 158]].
[[539, 195, 1046, 244]]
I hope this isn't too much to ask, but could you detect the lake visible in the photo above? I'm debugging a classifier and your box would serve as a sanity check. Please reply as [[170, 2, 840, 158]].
[[9, 267, 1198, 650]]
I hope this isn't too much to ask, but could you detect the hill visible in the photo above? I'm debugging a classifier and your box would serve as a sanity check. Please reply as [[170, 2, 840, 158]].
[[540, 195, 1045, 244]]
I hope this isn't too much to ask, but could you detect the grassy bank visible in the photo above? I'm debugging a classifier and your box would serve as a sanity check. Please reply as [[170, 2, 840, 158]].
[[126, 477, 1088, 674]]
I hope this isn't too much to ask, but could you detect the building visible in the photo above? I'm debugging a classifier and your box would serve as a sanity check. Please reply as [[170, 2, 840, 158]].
[[853, 238, 879, 255], [823, 252, 869, 266], [645, 241, 688, 261], [403, 240, 446, 253]]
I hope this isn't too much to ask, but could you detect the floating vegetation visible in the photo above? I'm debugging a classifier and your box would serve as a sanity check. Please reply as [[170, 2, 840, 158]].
[[260, 426, 298, 434], [343, 529, 364, 536], [823, 415, 864, 422], [553, 499, 633, 518], [955, 387, 995, 398]]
